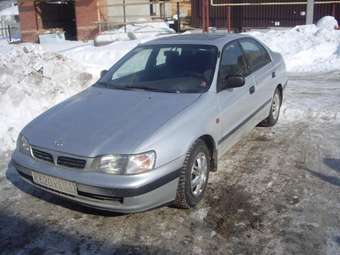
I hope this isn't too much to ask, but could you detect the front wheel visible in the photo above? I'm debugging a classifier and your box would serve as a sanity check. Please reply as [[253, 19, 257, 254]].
[[259, 88, 282, 127], [173, 139, 210, 209]]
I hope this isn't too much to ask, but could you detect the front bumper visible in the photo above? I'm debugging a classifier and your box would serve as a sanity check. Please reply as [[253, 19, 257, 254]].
[[12, 150, 184, 213]]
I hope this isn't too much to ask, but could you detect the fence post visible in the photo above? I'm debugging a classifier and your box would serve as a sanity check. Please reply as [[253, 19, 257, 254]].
[[162, 2, 166, 19], [227, 5, 231, 32], [8, 25, 12, 42], [202, 0, 209, 32], [4, 22, 6, 39], [123, 0, 127, 32], [306, 0, 315, 24], [176, 1, 180, 32]]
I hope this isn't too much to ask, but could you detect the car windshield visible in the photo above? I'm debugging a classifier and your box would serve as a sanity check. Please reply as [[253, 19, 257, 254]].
[[96, 44, 218, 93]]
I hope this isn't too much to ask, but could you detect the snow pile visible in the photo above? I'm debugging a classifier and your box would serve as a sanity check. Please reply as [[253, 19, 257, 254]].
[[316, 16, 339, 30], [51, 36, 167, 76], [55, 39, 143, 76], [116, 22, 175, 34], [94, 22, 174, 46], [249, 16, 340, 73], [0, 5, 18, 17], [0, 42, 93, 153], [280, 75, 340, 124], [38, 22, 175, 76]]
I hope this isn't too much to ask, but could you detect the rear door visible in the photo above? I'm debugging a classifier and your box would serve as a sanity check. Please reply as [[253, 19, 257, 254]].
[[239, 38, 274, 109], [217, 40, 256, 154]]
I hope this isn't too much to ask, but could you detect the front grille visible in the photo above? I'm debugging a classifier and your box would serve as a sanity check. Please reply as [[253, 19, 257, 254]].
[[57, 156, 86, 169], [31, 148, 86, 169], [32, 148, 54, 163]]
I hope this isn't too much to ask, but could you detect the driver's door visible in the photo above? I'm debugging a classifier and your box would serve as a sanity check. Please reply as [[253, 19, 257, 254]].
[[217, 40, 256, 155]]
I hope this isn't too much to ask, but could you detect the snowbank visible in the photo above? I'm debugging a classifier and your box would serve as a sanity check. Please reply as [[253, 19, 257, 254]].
[[43, 36, 169, 77], [249, 16, 340, 73], [0, 42, 93, 153], [40, 23, 175, 77], [113, 22, 175, 34], [0, 5, 18, 17], [54, 39, 147, 77], [280, 74, 340, 124], [95, 22, 175, 45], [95, 22, 175, 44], [316, 16, 339, 30]]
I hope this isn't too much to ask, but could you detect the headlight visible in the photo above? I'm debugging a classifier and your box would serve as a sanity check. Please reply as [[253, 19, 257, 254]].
[[125, 151, 156, 175], [92, 151, 156, 175], [17, 134, 31, 156]]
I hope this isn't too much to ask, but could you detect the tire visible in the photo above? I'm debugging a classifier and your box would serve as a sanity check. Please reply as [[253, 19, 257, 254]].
[[259, 88, 282, 127], [173, 139, 211, 209]]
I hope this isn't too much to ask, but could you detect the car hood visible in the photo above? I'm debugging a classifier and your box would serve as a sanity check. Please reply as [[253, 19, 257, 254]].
[[23, 87, 201, 157]]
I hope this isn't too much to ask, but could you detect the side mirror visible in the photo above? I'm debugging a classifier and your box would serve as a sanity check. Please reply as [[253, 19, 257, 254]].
[[221, 75, 245, 90], [100, 70, 108, 78]]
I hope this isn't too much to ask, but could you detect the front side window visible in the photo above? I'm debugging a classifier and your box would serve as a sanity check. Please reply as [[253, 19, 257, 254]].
[[239, 38, 271, 73], [218, 41, 247, 90], [97, 45, 218, 93]]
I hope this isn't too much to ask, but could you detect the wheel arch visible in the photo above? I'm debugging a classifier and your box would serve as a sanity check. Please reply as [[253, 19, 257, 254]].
[[276, 84, 283, 104], [197, 134, 218, 172]]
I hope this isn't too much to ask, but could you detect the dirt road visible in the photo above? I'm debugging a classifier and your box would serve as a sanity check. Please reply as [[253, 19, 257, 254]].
[[0, 74, 339, 255]]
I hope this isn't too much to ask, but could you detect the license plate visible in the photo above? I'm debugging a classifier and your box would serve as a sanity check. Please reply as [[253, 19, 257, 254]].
[[32, 172, 77, 196]]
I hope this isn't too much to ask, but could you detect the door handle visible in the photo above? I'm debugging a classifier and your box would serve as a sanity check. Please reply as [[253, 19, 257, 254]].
[[249, 85, 255, 94], [272, 72, 276, 78]]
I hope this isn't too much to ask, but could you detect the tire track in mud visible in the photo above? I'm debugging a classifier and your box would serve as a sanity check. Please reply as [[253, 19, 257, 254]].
[[202, 121, 314, 254]]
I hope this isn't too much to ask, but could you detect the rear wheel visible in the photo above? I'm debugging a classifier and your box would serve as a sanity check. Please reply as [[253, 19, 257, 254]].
[[260, 88, 282, 127], [174, 140, 210, 209]]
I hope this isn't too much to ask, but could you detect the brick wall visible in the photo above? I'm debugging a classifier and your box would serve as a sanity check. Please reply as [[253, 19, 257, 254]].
[[18, 1, 39, 42], [75, 0, 98, 41]]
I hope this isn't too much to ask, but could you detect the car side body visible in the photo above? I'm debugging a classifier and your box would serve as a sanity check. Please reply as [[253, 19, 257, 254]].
[[12, 33, 287, 213]]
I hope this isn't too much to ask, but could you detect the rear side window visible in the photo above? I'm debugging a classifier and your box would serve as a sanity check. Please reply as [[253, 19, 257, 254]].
[[239, 38, 271, 73], [219, 41, 247, 80]]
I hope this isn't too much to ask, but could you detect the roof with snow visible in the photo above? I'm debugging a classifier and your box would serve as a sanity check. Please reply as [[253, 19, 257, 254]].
[[142, 33, 249, 48]]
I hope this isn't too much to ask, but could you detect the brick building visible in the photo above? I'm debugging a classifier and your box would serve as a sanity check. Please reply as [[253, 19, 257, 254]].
[[18, 0, 190, 43], [18, 0, 99, 42]]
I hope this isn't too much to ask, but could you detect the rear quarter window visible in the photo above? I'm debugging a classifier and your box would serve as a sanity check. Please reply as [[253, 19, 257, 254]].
[[239, 38, 271, 73]]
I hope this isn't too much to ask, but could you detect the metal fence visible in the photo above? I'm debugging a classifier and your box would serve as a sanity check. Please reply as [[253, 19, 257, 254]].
[[192, 0, 340, 31], [96, 0, 191, 33], [0, 19, 20, 42]]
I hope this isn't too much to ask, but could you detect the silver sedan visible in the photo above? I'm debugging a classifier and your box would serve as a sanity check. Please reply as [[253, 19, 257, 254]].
[[12, 33, 287, 213]]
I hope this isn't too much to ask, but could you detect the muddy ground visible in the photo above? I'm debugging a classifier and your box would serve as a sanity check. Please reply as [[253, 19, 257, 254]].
[[0, 74, 339, 255]]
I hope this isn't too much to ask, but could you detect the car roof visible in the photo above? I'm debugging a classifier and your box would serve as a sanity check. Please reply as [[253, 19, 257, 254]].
[[142, 33, 250, 48]]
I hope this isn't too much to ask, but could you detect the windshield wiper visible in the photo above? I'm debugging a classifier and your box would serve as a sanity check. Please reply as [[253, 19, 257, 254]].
[[96, 82, 133, 91], [97, 82, 176, 93], [126, 85, 175, 93]]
